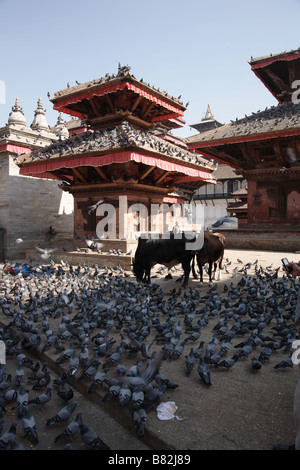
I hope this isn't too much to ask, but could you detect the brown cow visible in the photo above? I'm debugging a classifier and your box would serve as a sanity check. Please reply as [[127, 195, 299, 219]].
[[192, 232, 225, 285]]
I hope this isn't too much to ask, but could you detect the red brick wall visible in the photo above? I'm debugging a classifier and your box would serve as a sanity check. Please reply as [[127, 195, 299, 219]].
[[247, 178, 300, 225]]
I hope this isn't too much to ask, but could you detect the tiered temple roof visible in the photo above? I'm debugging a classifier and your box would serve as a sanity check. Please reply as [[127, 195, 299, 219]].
[[16, 65, 216, 198], [187, 101, 300, 169], [190, 104, 223, 134], [186, 48, 300, 227], [50, 64, 187, 131], [249, 49, 300, 103], [187, 49, 300, 172]]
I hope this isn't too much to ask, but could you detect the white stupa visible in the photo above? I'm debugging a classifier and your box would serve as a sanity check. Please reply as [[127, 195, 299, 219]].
[[30, 98, 49, 131], [7, 97, 27, 127]]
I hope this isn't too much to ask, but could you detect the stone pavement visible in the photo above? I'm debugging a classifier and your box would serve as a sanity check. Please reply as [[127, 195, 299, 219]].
[[0, 247, 299, 451]]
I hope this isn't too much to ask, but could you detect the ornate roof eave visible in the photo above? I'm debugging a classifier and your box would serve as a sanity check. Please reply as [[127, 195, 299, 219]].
[[249, 49, 300, 68], [17, 147, 216, 183], [50, 74, 186, 122], [189, 126, 300, 149], [243, 165, 300, 178], [187, 123, 300, 170], [15, 121, 216, 174], [249, 49, 300, 104], [187, 101, 300, 151]]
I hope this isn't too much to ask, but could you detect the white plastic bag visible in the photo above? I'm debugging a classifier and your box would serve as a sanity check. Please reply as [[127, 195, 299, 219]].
[[156, 401, 182, 421]]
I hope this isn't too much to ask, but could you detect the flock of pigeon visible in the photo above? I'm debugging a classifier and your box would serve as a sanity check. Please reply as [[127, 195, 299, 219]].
[[15, 121, 214, 170], [197, 101, 300, 142], [0, 253, 299, 450]]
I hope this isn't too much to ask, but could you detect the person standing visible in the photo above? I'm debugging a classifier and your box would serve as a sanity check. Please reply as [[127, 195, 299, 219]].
[[287, 262, 300, 330], [286, 261, 300, 450]]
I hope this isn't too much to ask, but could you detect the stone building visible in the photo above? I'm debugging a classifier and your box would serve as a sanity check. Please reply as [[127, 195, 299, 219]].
[[0, 98, 73, 261], [189, 106, 246, 228], [193, 163, 246, 228]]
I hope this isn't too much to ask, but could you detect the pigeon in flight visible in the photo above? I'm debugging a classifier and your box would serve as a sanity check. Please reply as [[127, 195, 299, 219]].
[[88, 199, 104, 214], [35, 246, 56, 260]]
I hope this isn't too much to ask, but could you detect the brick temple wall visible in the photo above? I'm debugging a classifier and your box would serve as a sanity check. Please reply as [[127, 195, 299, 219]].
[[247, 178, 300, 225], [0, 155, 74, 261]]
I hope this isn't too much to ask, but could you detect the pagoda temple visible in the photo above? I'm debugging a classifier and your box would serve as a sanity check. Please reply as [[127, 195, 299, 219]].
[[187, 48, 300, 229], [190, 105, 223, 134], [16, 65, 216, 241]]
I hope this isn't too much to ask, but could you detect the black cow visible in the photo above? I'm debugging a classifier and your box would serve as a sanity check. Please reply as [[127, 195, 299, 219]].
[[132, 232, 200, 287], [192, 232, 225, 285]]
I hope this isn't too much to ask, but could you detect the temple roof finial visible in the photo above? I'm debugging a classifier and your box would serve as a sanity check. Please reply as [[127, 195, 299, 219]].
[[204, 104, 214, 121], [117, 63, 131, 77], [8, 97, 27, 126], [31, 98, 49, 131], [53, 112, 69, 139]]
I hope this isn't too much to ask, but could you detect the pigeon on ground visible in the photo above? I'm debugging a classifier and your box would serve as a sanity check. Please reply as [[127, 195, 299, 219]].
[[27, 362, 48, 384], [0, 407, 4, 434], [69, 350, 79, 377], [185, 348, 196, 375], [116, 361, 127, 377], [258, 346, 273, 363], [118, 385, 132, 407], [9, 440, 26, 450], [237, 338, 253, 359], [197, 357, 211, 386], [88, 370, 108, 394], [77, 361, 100, 383], [79, 423, 111, 450], [32, 370, 51, 391], [0, 374, 11, 392], [16, 385, 29, 418], [133, 408, 147, 438], [0, 422, 19, 449], [56, 387, 74, 403], [15, 364, 25, 388], [54, 411, 83, 443], [194, 341, 205, 359], [28, 386, 52, 410], [53, 370, 68, 389], [251, 357, 262, 372], [274, 356, 294, 370], [3, 389, 17, 404], [22, 406, 39, 445], [216, 354, 239, 370], [154, 373, 179, 389], [294, 376, 300, 449], [131, 387, 145, 410], [46, 401, 79, 426], [169, 340, 186, 360], [55, 343, 76, 365], [102, 384, 121, 403]]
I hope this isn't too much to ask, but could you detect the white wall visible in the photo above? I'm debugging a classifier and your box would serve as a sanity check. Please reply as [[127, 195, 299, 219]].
[[1, 155, 74, 259]]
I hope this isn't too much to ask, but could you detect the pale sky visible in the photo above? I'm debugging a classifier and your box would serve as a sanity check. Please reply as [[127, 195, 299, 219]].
[[1, 0, 300, 138]]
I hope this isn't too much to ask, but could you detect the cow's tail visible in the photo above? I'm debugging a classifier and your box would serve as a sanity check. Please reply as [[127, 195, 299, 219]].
[[192, 255, 198, 279]]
